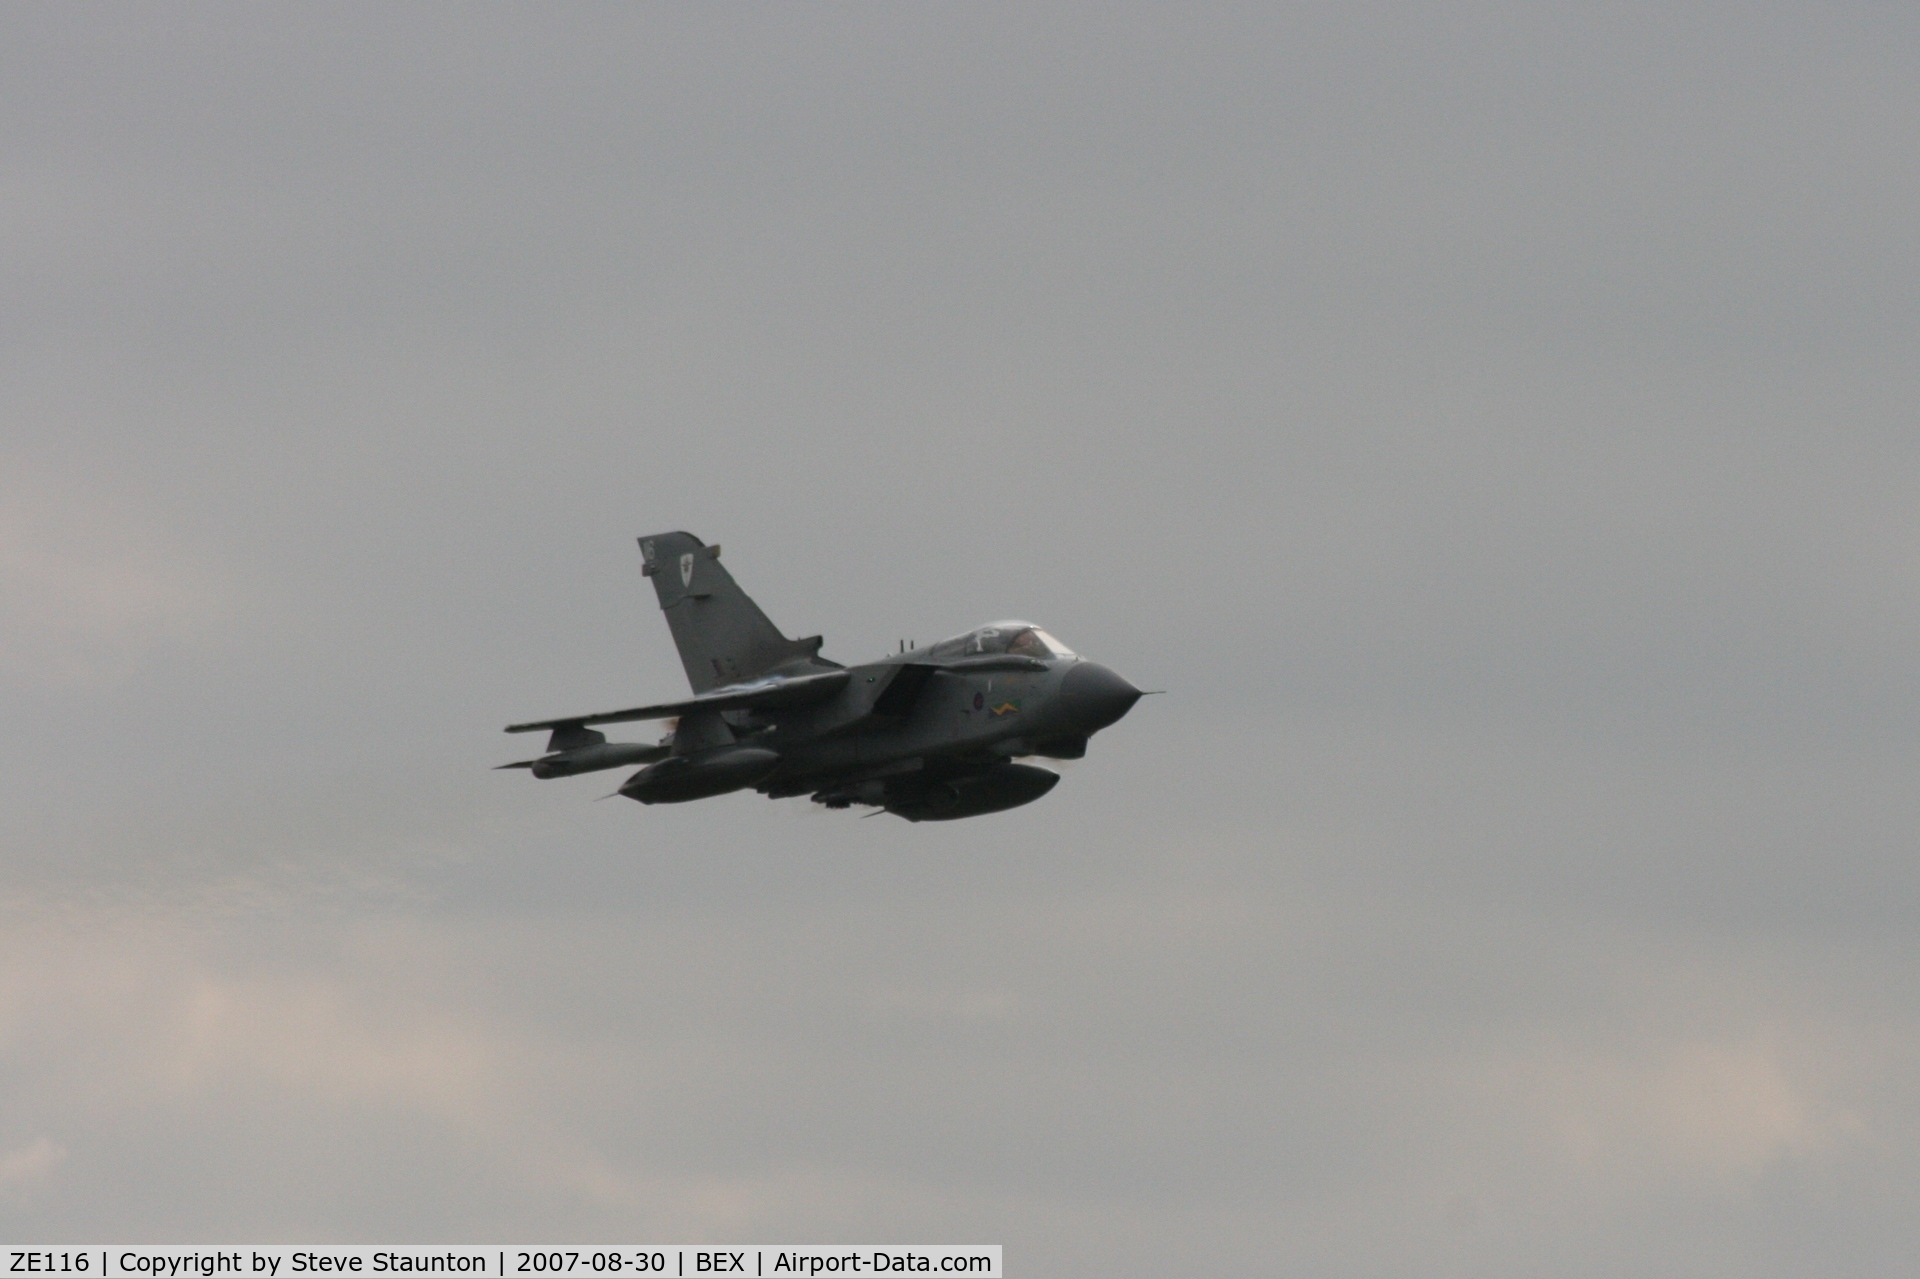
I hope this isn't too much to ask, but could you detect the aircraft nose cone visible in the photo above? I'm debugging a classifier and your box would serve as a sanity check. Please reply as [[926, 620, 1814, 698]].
[[1057, 661, 1143, 733]]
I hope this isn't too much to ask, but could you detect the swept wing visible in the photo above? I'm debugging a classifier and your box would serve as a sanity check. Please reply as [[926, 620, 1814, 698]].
[[504, 668, 851, 734]]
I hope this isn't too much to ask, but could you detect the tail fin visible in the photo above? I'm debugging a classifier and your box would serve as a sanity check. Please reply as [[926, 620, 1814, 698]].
[[638, 532, 836, 693]]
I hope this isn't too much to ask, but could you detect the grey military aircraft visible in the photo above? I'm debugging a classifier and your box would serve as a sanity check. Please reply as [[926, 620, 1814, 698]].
[[501, 531, 1144, 820]]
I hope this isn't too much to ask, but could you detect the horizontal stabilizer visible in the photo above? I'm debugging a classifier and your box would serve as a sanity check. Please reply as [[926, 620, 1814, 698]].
[[504, 668, 850, 734]]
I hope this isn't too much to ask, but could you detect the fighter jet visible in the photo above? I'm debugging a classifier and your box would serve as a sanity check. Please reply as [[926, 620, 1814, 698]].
[[501, 531, 1144, 820]]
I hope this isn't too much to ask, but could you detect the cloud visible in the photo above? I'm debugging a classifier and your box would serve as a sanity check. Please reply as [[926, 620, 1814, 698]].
[[0, 1139, 65, 1198], [0, 462, 230, 686], [0, 908, 506, 1121], [1528, 1042, 1842, 1181], [0, 1136, 65, 1198], [0, 829, 1913, 1270]]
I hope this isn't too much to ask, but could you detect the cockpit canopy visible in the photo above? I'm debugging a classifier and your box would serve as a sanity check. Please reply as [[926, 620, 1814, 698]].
[[929, 621, 1076, 660]]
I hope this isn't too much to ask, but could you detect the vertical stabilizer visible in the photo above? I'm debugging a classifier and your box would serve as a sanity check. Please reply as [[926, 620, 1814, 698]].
[[638, 532, 833, 693]]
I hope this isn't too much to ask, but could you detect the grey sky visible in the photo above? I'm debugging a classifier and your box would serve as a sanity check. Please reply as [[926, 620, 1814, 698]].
[[4, 4, 1919, 1273]]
